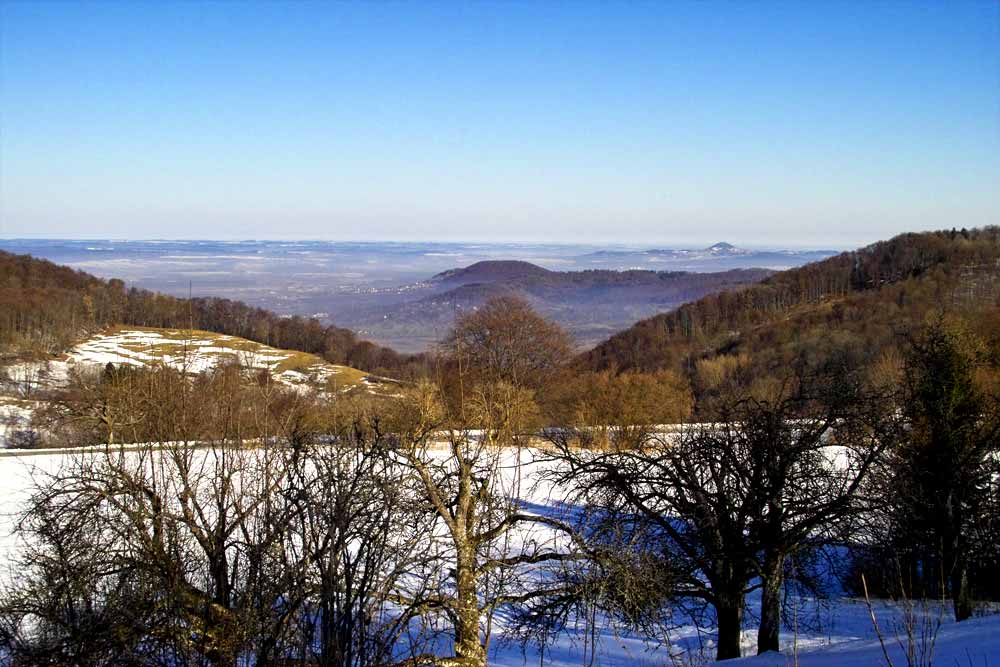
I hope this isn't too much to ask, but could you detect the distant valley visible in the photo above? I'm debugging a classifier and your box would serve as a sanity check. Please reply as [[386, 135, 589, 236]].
[[0, 240, 838, 352]]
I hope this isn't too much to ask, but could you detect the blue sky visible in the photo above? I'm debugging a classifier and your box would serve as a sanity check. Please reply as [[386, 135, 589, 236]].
[[1, 1, 997, 247]]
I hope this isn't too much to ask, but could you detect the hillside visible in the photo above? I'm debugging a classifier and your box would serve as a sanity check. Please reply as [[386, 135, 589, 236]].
[[582, 227, 1000, 379], [15, 325, 383, 390], [0, 325, 396, 448], [0, 250, 428, 379], [351, 261, 773, 350]]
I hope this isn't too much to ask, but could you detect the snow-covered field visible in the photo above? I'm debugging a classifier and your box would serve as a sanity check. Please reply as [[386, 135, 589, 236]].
[[4, 326, 380, 393], [1, 446, 997, 666]]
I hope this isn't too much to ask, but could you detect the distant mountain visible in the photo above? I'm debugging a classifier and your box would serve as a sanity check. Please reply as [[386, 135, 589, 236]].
[[427, 261, 771, 300], [705, 241, 749, 255], [578, 244, 837, 271], [432, 260, 553, 283]]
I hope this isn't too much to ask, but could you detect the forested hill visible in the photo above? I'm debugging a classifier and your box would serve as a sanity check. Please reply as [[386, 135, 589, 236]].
[[0, 251, 427, 378], [581, 227, 1000, 374], [432, 260, 554, 283], [431, 260, 771, 296]]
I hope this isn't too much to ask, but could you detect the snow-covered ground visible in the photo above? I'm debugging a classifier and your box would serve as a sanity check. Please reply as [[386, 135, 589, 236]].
[[717, 606, 1000, 667], [1, 446, 997, 666]]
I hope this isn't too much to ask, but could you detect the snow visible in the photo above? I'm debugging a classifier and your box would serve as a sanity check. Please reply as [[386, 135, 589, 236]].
[[1, 446, 997, 665], [0, 401, 35, 448], [0, 452, 56, 580], [716, 604, 1000, 667], [58, 330, 293, 377]]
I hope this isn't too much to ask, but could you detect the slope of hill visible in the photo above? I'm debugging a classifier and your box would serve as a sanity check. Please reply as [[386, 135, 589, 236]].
[[1, 324, 392, 394], [582, 227, 1000, 377]]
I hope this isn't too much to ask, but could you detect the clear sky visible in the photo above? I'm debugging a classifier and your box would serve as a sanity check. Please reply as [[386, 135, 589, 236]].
[[1, 1, 997, 248]]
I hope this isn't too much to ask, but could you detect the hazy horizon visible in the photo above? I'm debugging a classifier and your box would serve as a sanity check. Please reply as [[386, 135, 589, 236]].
[[0, 235, 849, 252]]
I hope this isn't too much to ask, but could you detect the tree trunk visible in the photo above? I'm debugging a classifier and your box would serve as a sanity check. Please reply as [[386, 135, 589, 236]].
[[453, 545, 486, 667], [943, 507, 973, 622], [453, 612, 486, 667], [757, 556, 784, 654], [320, 590, 336, 667], [952, 559, 973, 621], [715, 593, 745, 661]]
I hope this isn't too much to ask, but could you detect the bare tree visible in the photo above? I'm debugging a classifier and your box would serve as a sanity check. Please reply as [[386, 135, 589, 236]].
[[280, 408, 434, 667], [2, 436, 304, 665], [548, 364, 892, 660], [388, 380, 581, 667], [1, 362, 315, 665]]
